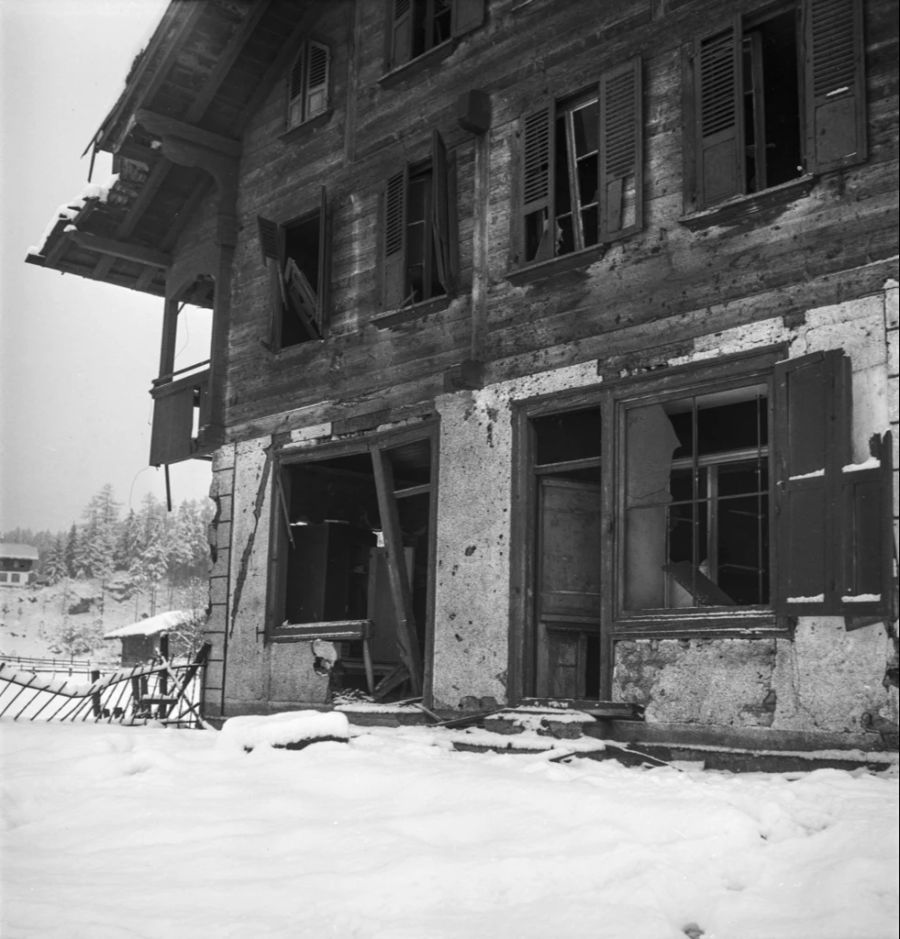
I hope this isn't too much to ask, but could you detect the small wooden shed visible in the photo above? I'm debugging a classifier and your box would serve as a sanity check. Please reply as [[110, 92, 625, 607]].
[[104, 610, 196, 667]]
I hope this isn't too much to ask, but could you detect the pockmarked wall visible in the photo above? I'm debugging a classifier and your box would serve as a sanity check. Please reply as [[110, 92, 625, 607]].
[[430, 283, 899, 737]]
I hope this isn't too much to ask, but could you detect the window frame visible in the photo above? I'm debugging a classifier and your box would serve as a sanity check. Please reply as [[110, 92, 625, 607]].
[[380, 130, 458, 315], [257, 187, 330, 351], [385, 0, 484, 76], [684, 0, 867, 215], [511, 56, 643, 275], [286, 39, 332, 131]]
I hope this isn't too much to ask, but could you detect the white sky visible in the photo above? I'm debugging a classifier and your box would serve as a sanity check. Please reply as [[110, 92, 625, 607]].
[[0, 0, 212, 534]]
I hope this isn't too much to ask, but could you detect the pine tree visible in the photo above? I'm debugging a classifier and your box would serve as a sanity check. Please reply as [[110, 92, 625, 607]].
[[64, 524, 78, 578]]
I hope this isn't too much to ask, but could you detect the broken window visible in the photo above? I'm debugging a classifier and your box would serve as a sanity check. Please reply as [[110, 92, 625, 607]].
[[624, 387, 770, 611], [271, 436, 435, 699], [382, 131, 457, 309], [387, 0, 484, 71], [258, 188, 329, 348], [691, 0, 866, 209], [518, 57, 643, 266], [287, 40, 331, 129]]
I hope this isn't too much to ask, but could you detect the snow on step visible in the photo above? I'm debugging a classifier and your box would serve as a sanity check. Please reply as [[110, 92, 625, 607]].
[[218, 710, 350, 751]]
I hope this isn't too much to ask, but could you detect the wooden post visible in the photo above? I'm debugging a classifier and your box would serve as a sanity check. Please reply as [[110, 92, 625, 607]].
[[90, 670, 102, 718]]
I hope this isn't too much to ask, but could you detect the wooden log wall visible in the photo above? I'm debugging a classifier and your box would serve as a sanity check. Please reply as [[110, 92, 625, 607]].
[[222, 0, 899, 441]]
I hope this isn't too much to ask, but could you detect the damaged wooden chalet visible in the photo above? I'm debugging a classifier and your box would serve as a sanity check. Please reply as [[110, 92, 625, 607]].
[[28, 0, 898, 754]]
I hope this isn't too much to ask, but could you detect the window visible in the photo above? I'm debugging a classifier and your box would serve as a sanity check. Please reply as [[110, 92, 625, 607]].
[[512, 348, 893, 698], [287, 40, 331, 129], [691, 0, 866, 210], [382, 131, 457, 309], [258, 188, 329, 348], [623, 385, 770, 612], [387, 0, 484, 71], [517, 57, 642, 267]]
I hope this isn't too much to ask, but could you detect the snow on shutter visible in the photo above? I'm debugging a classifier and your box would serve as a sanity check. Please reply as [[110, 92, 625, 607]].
[[520, 104, 555, 264], [599, 56, 643, 242], [695, 20, 742, 207], [803, 0, 867, 173], [305, 41, 331, 120], [390, 0, 413, 69], [383, 168, 408, 309], [773, 350, 851, 614], [452, 0, 484, 38], [840, 432, 894, 619], [431, 129, 457, 297]]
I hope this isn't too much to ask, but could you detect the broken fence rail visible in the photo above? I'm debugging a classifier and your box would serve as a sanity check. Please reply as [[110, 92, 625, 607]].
[[0, 643, 210, 728], [0, 654, 111, 677]]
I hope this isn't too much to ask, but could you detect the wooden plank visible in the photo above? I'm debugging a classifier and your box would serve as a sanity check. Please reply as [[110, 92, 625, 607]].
[[370, 448, 423, 695]]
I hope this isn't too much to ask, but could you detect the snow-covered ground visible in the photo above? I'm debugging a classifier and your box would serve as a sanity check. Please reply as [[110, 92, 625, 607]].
[[1, 716, 897, 939]]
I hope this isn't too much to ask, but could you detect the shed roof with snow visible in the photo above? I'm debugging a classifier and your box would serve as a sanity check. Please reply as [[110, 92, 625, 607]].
[[0, 543, 39, 561], [103, 609, 196, 640]]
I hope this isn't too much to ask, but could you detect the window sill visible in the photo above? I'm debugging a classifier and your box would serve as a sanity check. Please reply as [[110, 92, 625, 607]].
[[278, 109, 334, 144], [379, 41, 456, 88], [506, 243, 606, 286], [372, 295, 449, 329], [611, 610, 793, 640], [679, 175, 816, 232]]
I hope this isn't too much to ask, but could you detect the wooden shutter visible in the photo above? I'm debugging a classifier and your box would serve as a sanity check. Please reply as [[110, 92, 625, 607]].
[[383, 168, 408, 309], [840, 432, 894, 618], [452, 0, 484, 38], [257, 216, 282, 265], [315, 186, 330, 335], [695, 20, 742, 207], [305, 41, 331, 120], [390, 0, 413, 69], [803, 0, 867, 173], [520, 104, 555, 263], [773, 350, 851, 614], [287, 47, 305, 127], [599, 56, 643, 242], [431, 129, 457, 297]]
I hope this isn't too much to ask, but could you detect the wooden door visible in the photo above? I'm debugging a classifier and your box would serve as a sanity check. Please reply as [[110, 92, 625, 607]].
[[535, 477, 604, 697]]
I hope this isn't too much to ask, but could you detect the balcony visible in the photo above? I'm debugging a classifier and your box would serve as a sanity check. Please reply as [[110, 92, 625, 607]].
[[149, 362, 212, 466]]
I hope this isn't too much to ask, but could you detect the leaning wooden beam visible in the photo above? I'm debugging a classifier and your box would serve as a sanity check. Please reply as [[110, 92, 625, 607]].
[[134, 109, 242, 158], [370, 449, 423, 695]]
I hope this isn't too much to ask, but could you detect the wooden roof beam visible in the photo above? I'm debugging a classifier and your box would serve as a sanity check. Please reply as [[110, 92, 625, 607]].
[[66, 231, 171, 269]]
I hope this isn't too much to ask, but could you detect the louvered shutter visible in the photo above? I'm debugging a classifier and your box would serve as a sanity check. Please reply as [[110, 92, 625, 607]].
[[287, 48, 305, 127], [258, 216, 288, 343], [431, 130, 457, 297], [840, 432, 893, 618], [452, 0, 484, 37], [773, 350, 851, 614], [520, 104, 555, 264], [803, 0, 867, 173], [695, 21, 742, 207], [257, 216, 282, 264], [383, 169, 408, 309], [599, 56, 643, 242], [390, 0, 413, 69], [305, 41, 331, 120]]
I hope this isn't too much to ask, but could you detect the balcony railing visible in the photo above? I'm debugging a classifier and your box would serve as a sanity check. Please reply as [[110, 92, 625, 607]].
[[149, 362, 211, 465]]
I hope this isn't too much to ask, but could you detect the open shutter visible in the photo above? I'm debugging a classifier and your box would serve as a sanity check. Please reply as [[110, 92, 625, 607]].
[[773, 350, 851, 614], [520, 104, 555, 264], [803, 0, 867, 173], [287, 48, 305, 127], [452, 0, 484, 38], [383, 168, 408, 309], [599, 56, 643, 242], [315, 186, 330, 336], [305, 41, 331, 120], [431, 130, 457, 297], [258, 216, 289, 343], [840, 432, 894, 619], [695, 20, 742, 207], [257, 216, 282, 265], [390, 0, 413, 69]]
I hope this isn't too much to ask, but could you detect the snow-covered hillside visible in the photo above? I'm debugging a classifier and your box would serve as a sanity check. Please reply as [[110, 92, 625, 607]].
[[1, 718, 897, 939]]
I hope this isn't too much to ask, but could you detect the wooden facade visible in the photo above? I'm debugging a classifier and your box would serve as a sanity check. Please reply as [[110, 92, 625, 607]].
[[29, 0, 898, 751]]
